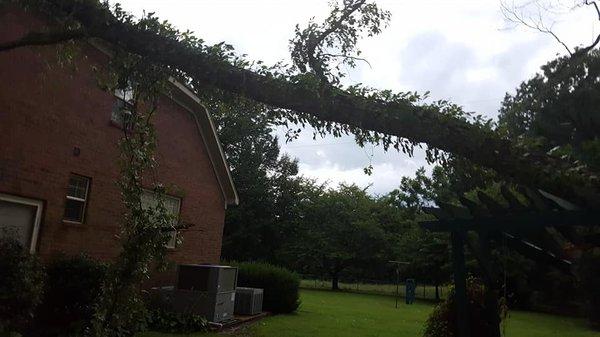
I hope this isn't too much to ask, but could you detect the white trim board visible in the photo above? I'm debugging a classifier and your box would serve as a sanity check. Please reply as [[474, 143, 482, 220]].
[[0, 193, 44, 254]]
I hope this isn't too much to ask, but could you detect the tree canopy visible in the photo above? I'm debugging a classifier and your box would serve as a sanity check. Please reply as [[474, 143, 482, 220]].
[[498, 49, 600, 171]]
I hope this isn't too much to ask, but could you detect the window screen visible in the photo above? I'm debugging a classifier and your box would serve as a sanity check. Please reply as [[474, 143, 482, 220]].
[[64, 174, 90, 223], [111, 87, 135, 129], [141, 191, 181, 248]]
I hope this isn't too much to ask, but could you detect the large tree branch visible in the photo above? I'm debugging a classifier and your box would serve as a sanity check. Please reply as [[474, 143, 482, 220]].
[[574, 0, 600, 56], [5, 0, 600, 207], [583, 0, 600, 21], [0, 29, 86, 52]]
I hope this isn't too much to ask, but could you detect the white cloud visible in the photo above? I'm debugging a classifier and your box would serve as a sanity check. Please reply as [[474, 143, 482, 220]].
[[298, 161, 425, 196]]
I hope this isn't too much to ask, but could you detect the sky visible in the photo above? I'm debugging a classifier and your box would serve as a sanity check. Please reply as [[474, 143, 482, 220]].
[[114, 0, 598, 195]]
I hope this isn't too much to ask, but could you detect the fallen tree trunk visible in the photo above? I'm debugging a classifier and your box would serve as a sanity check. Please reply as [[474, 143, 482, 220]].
[[3, 0, 599, 206]]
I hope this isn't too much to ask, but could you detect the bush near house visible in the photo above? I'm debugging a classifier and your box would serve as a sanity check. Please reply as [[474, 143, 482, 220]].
[[144, 289, 209, 334], [32, 254, 107, 337], [235, 262, 300, 314], [145, 308, 208, 334], [0, 236, 45, 334]]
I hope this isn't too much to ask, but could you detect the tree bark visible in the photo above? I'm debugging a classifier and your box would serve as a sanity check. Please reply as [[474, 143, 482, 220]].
[[0, 29, 86, 52], [435, 284, 440, 301], [332, 273, 340, 290], [5, 0, 600, 206]]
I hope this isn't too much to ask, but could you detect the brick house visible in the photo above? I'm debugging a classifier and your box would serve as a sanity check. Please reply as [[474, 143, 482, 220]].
[[0, 8, 238, 273]]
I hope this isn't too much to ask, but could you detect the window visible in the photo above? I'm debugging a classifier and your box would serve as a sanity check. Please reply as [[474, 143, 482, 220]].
[[141, 191, 181, 249], [111, 86, 135, 129], [64, 174, 90, 223]]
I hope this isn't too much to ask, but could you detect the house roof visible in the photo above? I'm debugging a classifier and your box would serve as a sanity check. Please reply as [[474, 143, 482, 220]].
[[90, 39, 238, 207], [167, 79, 239, 207]]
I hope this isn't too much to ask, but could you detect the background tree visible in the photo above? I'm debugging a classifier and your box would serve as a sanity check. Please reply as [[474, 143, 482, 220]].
[[498, 49, 600, 170], [498, 50, 600, 325], [198, 90, 307, 263], [284, 184, 389, 290]]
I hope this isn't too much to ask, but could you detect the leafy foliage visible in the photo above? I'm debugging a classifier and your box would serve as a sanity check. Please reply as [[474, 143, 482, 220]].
[[145, 309, 208, 334], [290, 0, 390, 84], [498, 50, 600, 319], [235, 262, 301, 314], [396, 227, 450, 300], [198, 89, 311, 263], [90, 58, 177, 336], [282, 184, 394, 289], [33, 255, 107, 337], [579, 248, 600, 330], [498, 49, 600, 172], [0, 236, 45, 334], [423, 277, 504, 337]]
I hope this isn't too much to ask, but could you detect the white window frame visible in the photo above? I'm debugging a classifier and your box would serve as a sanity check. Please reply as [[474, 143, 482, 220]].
[[64, 174, 90, 224], [111, 87, 135, 130], [0, 193, 44, 254], [141, 190, 181, 249]]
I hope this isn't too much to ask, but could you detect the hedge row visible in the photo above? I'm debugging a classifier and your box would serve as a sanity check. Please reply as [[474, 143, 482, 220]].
[[234, 261, 301, 314]]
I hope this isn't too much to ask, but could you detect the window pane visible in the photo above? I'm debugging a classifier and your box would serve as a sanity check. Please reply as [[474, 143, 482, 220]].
[[165, 230, 177, 249], [142, 191, 180, 217], [114, 88, 134, 102], [141, 191, 181, 248], [165, 196, 180, 215], [67, 175, 89, 199], [64, 199, 85, 222], [111, 100, 134, 129]]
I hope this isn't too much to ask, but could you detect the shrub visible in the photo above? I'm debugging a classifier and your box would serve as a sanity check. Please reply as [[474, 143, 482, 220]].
[[0, 236, 45, 333], [146, 309, 208, 333], [423, 277, 504, 337], [144, 291, 208, 333], [579, 248, 600, 330], [32, 254, 107, 336], [235, 262, 300, 314]]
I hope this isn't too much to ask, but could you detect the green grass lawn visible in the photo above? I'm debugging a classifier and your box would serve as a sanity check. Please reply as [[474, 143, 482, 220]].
[[139, 289, 600, 337]]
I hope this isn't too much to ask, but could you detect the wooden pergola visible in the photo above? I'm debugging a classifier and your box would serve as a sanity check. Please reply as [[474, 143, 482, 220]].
[[419, 186, 600, 337]]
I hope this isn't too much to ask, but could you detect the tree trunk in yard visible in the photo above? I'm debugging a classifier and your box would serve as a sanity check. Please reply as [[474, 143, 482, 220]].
[[435, 284, 440, 301], [332, 274, 340, 290]]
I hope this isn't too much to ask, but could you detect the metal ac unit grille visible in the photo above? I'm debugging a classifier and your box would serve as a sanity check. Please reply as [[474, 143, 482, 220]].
[[234, 287, 263, 315]]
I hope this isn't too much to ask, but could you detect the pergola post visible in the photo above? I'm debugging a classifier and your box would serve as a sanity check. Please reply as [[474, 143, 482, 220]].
[[451, 230, 470, 337], [478, 231, 502, 337]]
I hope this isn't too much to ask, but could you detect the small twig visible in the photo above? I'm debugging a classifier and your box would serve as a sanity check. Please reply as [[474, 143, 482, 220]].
[[500, 1, 573, 56], [162, 221, 196, 232], [321, 53, 373, 68], [501, 0, 600, 58]]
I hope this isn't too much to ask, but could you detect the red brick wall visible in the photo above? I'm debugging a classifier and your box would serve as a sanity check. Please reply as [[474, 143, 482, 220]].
[[0, 8, 226, 272]]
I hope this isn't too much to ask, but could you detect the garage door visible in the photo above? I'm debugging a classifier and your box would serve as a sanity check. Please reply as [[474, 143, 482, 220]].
[[0, 194, 43, 253]]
